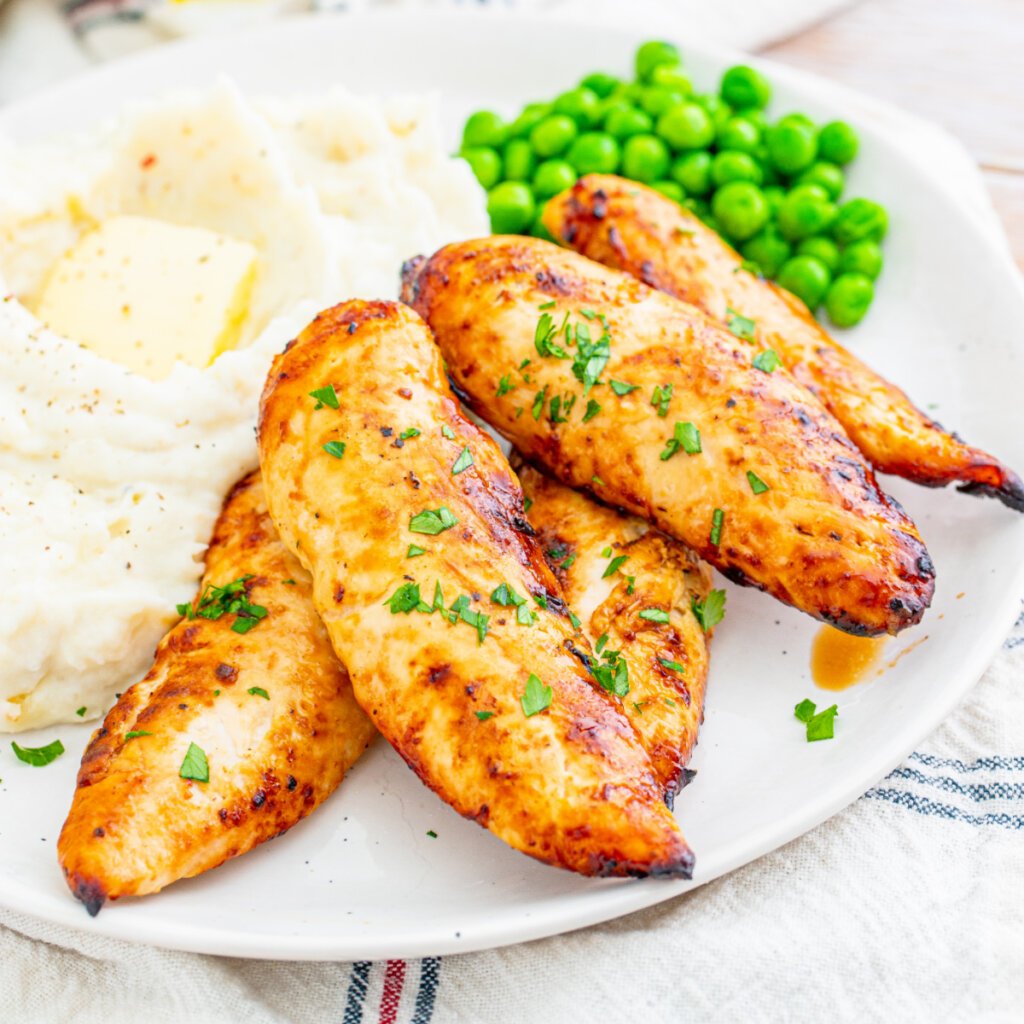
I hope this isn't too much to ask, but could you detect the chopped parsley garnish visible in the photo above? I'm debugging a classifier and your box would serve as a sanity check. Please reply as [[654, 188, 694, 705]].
[[710, 508, 725, 547], [523, 496, 533, 513], [753, 349, 782, 373], [579, 308, 597, 320], [125, 730, 151, 740], [569, 611, 582, 630], [537, 300, 556, 310], [602, 554, 630, 578], [178, 575, 268, 635], [583, 399, 602, 422], [75, 707, 86, 717], [441, 424, 456, 440], [592, 475, 605, 486], [496, 375, 514, 397], [535, 312, 571, 359], [426, 830, 438, 839], [736, 260, 763, 278], [308, 385, 339, 410], [409, 506, 458, 535], [11, 739, 64, 767], [548, 393, 574, 424], [531, 385, 548, 421], [399, 427, 421, 440], [658, 658, 685, 673], [179, 742, 209, 783], [570, 319, 611, 394], [322, 440, 346, 459], [639, 607, 670, 624], [282, 579, 297, 585], [491, 582, 536, 625], [610, 379, 639, 396], [795, 699, 839, 742], [475, 710, 495, 721], [625, 575, 636, 595], [691, 589, 727, 631], [533, 593, 549, 609], [726, 308, 757, 342], [520, 673, 552, 717], [386, 582, 431, 614], [665, 698, 677, 708], [595, 633, 609, 655], [451, 446, 474, 475], [248, 687, 270, 700], [660, 421, 701, 460], [746, 470, 770, 494], [592, 647, 629, 697], [651, 383, 674, 417], [446, 595, 490, 644], [600, 546, 612, 558], [407, 544, 426, 558]]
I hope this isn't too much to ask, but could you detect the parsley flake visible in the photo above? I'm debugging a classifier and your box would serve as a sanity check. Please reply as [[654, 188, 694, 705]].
[[308, 385, 339, 410], [531, 385, 548, 421], [520, 674, 552, 717], [639, 607, 670, 624], [602, 554, 630, 578], [592, 648, 629, 697], [452, 446, 474, 475], [583, 399, 602, 423], [746, 470, 770, 494], [248, 687, 270, 700], [407, 544, 426, 558], [179, 575, 268, 635], [710, 508, 724, 547], [322, 440, 346, 459], [753, 349, 782, 373], [426, 830, 438, 838], [610, 380, 639, 396], [125, 730, 151, 740], [475, 710, 495, 721], [496, 375, 514, 397], [441, 425, 456, 440], [794, 699, 817, 723], [386, 582, 430, 614], [409, 506, 458, 535], [691, 589, 727, 631], [75, 707, 86, 717], [726, 308, 757, 342], [660, 421, 701, 460], [399, 427, 421, 440], [11, 739, 64, 767], [651, 383, 673, 417], [179, 742, 209, 783], [658, 658, 685, 673], [537, 300, 556, 311], [794, 700, 839, 741]]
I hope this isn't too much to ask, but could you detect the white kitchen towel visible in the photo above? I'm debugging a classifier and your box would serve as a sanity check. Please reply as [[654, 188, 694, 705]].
[[1, 3, 1022, 1023]]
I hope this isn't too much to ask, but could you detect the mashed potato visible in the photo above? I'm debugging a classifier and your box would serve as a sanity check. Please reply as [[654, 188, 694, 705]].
[[0, 81, 487, 731]]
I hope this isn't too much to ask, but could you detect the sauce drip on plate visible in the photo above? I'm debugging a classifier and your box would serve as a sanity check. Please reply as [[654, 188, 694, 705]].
[[810, 626, 887, 691]]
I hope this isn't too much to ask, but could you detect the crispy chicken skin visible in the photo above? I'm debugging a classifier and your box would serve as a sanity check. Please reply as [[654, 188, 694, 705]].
[[258, 299, 695, 879], [516, 457, 712, 803], [544, 175, 1024, 512], [57, 473, 375, 915], [402, 236, 935, 636]]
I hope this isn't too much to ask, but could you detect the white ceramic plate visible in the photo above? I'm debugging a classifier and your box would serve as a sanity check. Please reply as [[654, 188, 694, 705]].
[[2, 11, 1023, 961]]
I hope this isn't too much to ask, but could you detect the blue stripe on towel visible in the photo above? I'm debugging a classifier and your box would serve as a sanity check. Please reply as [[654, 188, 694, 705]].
[[886, 766, 1024, 801], [908, 752, 1024, 773], [342, 961, 372, 1024], [864, 788, 1024, 829]]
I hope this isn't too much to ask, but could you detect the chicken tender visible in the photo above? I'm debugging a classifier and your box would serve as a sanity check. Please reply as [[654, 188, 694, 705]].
[[543, 175, 1024, 511], [258, 299, 694, 878], [402, 235, 935, 636], [57, 472, 375, 914]]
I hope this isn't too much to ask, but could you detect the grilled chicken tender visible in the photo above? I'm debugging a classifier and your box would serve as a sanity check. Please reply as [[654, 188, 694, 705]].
[[402, 236, 935, 637], [544, 175, 1024, 512], [57, 473, 375, 914], [258, 299, 694, 879], [517, 457, 712, 803]]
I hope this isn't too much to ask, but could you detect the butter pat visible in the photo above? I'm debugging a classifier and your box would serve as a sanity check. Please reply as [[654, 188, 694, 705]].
[[35, 215, 258, 379]]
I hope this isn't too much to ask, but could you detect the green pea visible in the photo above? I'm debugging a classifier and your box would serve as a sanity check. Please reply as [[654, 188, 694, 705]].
[[530, 115, 579, 158], [832, 198, 888, 245], [839, 240, 883, 279], [776, 184, 836, 241], [649, 64, 693, 95], [796, 161, 845, 200], [796, 236, 841, 273], [717, 116, 761, 154], [711, 181, 769, 241], [763, 185, 787, 216], [765, 120, 818, 176], [597, 97, 632, 125], [741, 227, 792, 277], [825, 273, 874, 327], [621, 134, 671, 183], [487, 182, 535, 234], [618, 82, 645, 103], [533, 159, 577, 199], [778, 112, 816, 131], [818, 121, 859, 165], [712, 150, 763, 187], [460, 147, 502, 190], [671, 151, 713, 196], [508, 103, 552, 140], [567, 132, 621, 175], [777, 255, 832, 309], [657, 103, 715, 150], [605, 106, 654, 140], [651, 180, 685, 203], [581, 72, 621, 99], [503, 139, 536, 182], [683, 197, 711, 221], [553, 87, 602, 128], [636, 40, 681, 82], [641, 87, 686, 119], [720, 65, 772, 110], [701, 215, 723, 235], [462, 110, 506, 150], [744, 110, 768, 131]]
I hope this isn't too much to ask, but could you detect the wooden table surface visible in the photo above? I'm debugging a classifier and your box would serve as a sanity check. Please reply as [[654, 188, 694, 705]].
[[763, 0, 1024, 270]]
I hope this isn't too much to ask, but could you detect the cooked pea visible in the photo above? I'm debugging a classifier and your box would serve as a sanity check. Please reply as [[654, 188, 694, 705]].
[[532, 159, 577, 199], [832, 198, 888, 244], [636, 40, 682, 81], [461, 147, 502, 189], [657, 103, 715, 150], [796, 236, 841, 273], [825, 273, 874, 327], [567, 132, 621, 175], [839, 240, 883, 279], [741, 227, 792, 277], [777, 255, 832, 310], [711, 181, 769, 240], [508, 103, 552, 140], [581, 72, 621, 99], [649, 64, 693, 95], [503, 139, 536, 182], [553, 87, 602, 128], [651, 180, 685, 203], [765, 120, 818, 176], [621, 134, 671, 182], [487, 182, 535, 234], [641, 87, 687, 119], [796, 161, 845, 200], [605, 106, 654, 139], [462, 110, 506, 149], [720, 65, 771, 110], [818, 121, 860, 165], [776, 184, 837, 241], [712, 150, 763, 187], [717, 116, 762, 154], [671, 151, 713, 196], [530, 114, 579, 158]]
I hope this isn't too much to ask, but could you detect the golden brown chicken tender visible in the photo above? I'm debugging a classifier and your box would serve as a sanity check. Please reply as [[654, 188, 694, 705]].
[[402, 235, 935, 637], [57, 473, 375, 914], [258, 299, 695, 878], [517, 457, 712, 803], [543, 175, 1024, 512]]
